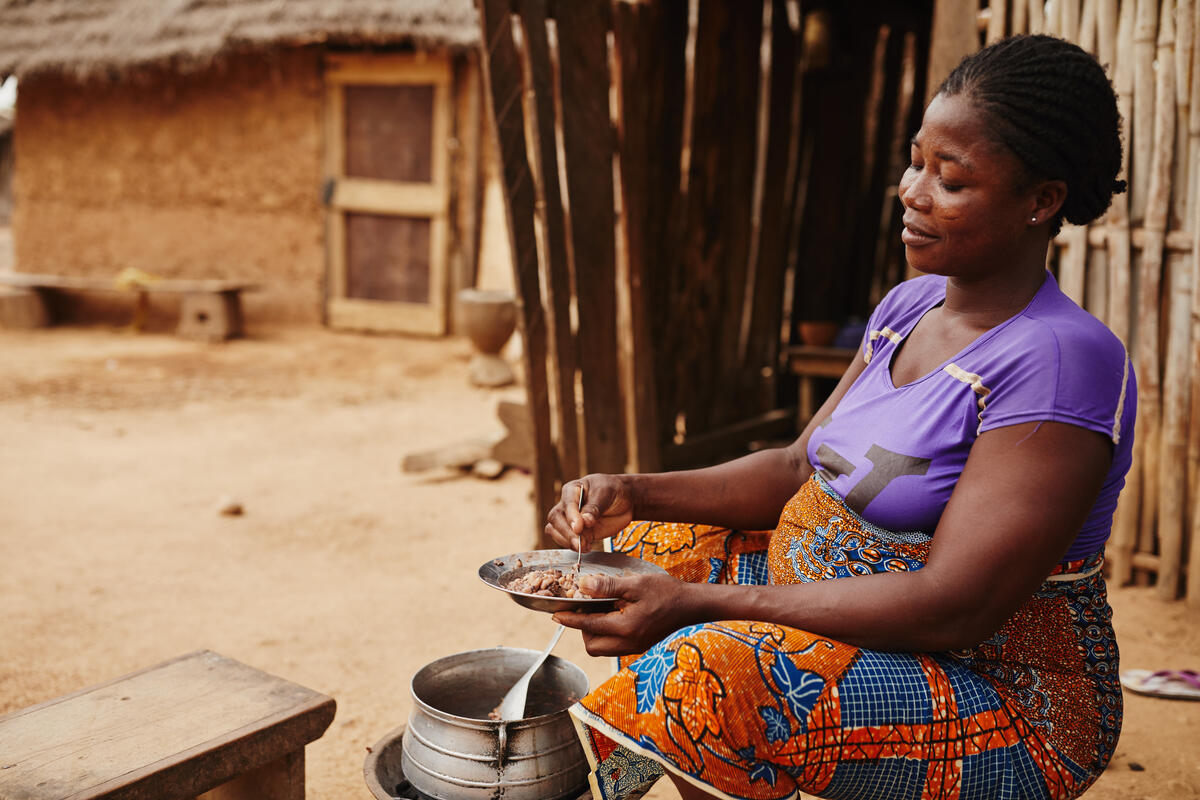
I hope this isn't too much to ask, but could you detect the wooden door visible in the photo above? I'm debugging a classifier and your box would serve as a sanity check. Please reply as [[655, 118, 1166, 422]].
[[324, 53, 451, 334]]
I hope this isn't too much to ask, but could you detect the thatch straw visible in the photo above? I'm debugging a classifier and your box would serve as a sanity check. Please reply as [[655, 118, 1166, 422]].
[[0, 0, 478, 80]]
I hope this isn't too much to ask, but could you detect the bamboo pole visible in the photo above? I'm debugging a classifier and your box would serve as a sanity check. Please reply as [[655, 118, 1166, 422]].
[[1138, 0, 1175, 595], [1014, 0, 1030, 34], [1058, 224, 1090, 303], [1086, 238, 1110, 323], [1187, 0, 1200, 606], [1107, 0, 1138, 587], [1061, 0, 1082, 39], [1097, 0, 1118, 67], [1173, 0, 1195, 215], [1127, 0, 1162, 585], [988, 0, 1008, 43], [1030, 0, 1046, 34], [1046, 0, 1060, 34], [1080, 0, 1099, 51], [1132, 0, 1160, 223], [1161, 248, 1191, 601]]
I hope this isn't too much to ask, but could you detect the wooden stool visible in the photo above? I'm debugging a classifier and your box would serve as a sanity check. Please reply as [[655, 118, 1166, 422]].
[[0, 650, 335, 800]]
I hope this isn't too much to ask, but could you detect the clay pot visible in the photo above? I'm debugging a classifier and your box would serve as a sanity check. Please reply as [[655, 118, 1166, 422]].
[[798, 320, 839, 347], [457, 288, 517, 387]]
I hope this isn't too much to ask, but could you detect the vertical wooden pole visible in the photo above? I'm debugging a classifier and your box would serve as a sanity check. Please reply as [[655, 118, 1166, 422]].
[[1187, 0, 1200, 607], [1107, 0, 1139, 587], [987, 0, 1009, 42], [556, 0, 629, 476], [1142, 0, 1177, 596], [612, 0, 689, 474], [514, 0, 582, 486], [927, 0, 980, 102], [478, 0, 560, 536]]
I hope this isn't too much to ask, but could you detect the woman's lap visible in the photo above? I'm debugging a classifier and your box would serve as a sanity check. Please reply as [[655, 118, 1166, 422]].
[[572, 478, 1120, 800]]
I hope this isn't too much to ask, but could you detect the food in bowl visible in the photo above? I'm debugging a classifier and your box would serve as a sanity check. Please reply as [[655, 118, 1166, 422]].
[[504, 567, 583, 598]]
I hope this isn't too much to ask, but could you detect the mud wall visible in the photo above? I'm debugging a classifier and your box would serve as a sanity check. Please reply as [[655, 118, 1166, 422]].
[[13, 49, 325, 325]]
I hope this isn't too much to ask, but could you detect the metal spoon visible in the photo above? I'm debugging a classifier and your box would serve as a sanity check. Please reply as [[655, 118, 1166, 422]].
[[495, 624, 565, 721], [574, 485, 585, 574]]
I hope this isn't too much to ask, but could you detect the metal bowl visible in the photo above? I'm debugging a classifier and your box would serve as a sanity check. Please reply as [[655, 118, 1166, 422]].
[[479, 550, 668, 613]]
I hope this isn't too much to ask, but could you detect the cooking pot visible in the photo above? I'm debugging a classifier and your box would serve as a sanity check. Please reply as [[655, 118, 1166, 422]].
[[401, 646, 589, 800]]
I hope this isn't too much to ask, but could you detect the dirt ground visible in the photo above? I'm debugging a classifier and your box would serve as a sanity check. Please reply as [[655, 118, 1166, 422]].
[[1, 323, 1198, 800]]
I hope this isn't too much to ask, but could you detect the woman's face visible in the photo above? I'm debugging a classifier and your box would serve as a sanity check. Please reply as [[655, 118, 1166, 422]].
[[898, 91, 1041, 279]]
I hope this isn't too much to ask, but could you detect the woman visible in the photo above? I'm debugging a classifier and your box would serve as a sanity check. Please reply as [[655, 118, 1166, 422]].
[[545, 35, 1134, 800]]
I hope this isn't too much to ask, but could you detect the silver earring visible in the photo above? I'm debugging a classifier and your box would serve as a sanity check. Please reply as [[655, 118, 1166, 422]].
[[1031, 216, 1038, 223]]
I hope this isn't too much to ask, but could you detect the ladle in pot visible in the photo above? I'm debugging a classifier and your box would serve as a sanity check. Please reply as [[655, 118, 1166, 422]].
[[495, 624, 565, 720]]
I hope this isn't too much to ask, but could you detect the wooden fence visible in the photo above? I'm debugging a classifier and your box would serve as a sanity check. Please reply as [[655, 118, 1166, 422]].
[[932, 0, 1200, 604], [477, 0, 927, 537]]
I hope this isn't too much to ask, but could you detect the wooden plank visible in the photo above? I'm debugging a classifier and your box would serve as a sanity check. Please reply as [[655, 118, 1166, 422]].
[[450, 54, 484, 323], [669, 0, 763, 437], [555, 0, 628, 475], [324, 76, 349, 305], [0, 650, 334, 800], [738, 0, 799, 421], [478, 0, 559, 533], [429, 78, 453, 333], [612, 0, 688, 474], [514, 0, 581, 482], [326, 297, 442, 335], [330, 180, 445, 217], [325, 53, 453, 86]]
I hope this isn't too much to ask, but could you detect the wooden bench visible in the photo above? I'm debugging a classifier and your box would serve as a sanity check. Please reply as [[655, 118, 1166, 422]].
[[0, 650, 336, 800], [0, 272, 257, 341]]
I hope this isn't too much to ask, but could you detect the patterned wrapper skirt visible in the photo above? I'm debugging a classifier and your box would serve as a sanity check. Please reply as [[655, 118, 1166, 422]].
[[569, 474, 1121, 800]]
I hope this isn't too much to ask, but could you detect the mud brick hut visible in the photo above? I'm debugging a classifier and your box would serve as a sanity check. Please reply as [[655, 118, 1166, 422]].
[[0, 0, 490, 334]]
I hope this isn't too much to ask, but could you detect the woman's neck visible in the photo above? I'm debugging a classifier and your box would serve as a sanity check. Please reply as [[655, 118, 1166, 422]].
[[941, 250, 1050, 331]]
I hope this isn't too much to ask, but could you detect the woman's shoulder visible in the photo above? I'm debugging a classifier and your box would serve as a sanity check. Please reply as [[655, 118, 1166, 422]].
[[869, 274, 946, 326], [1008, 277, 1129, 366]]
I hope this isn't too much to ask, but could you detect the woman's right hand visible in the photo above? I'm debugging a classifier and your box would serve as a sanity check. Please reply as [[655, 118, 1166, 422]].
[[544, 474, 635, 553]]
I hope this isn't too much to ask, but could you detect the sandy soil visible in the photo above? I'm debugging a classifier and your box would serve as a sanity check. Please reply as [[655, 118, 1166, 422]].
[[1, 324, 1197, 800]]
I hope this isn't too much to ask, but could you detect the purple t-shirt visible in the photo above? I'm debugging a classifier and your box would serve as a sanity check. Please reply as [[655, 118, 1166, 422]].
[[807, 272, 1136, 561]]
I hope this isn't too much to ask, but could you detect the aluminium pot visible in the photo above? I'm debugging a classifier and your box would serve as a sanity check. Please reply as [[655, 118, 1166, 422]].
[[401, 646, 589, 800]]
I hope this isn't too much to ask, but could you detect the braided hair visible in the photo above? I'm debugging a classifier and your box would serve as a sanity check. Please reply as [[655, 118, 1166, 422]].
[[938, 34, 1125, 234]]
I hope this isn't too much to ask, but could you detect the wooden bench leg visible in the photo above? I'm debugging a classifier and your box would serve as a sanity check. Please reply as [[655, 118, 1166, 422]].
[[0, 286, 50, 328], [195, 749, 304, 800], [178, 291, 244, 341]]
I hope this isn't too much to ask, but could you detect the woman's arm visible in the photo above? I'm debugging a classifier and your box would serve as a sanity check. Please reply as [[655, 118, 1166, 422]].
[[545, 354, 870, 549], [556, 419, 1113, 655]]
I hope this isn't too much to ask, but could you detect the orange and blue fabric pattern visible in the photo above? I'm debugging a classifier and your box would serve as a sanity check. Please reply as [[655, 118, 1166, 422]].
[[570, 474, 1121, 800]]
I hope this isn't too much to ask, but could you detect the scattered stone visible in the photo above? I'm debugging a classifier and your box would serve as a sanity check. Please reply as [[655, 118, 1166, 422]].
[[216, 495, 244, 516], [472, 458, 506, 480], [1128, 762, 1145, 772]]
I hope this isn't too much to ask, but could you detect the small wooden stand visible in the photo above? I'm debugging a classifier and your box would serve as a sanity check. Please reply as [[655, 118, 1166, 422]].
[[0, 650, 335, 800], [783, 345, 858, 428]]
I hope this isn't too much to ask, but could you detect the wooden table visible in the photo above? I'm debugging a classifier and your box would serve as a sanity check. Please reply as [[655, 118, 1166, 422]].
[[783, 345, 858, 428], [0, 650, 335, 800]]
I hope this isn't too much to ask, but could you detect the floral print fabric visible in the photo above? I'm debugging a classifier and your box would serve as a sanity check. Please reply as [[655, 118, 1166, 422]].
[[569, 475, 1120, 800]]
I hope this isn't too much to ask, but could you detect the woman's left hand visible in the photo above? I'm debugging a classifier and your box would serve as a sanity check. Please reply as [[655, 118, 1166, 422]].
[[552, 572, 696, 657]]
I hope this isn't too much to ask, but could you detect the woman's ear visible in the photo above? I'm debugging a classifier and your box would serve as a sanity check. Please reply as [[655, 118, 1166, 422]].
[[1031, 179, 1068, 223]]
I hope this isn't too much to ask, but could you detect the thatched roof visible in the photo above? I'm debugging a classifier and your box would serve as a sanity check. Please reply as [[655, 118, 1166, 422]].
[[0, 0, 480, 80]]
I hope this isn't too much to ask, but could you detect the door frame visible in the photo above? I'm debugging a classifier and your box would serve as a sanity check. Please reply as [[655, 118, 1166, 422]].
[[323, 52, 452, 334]]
